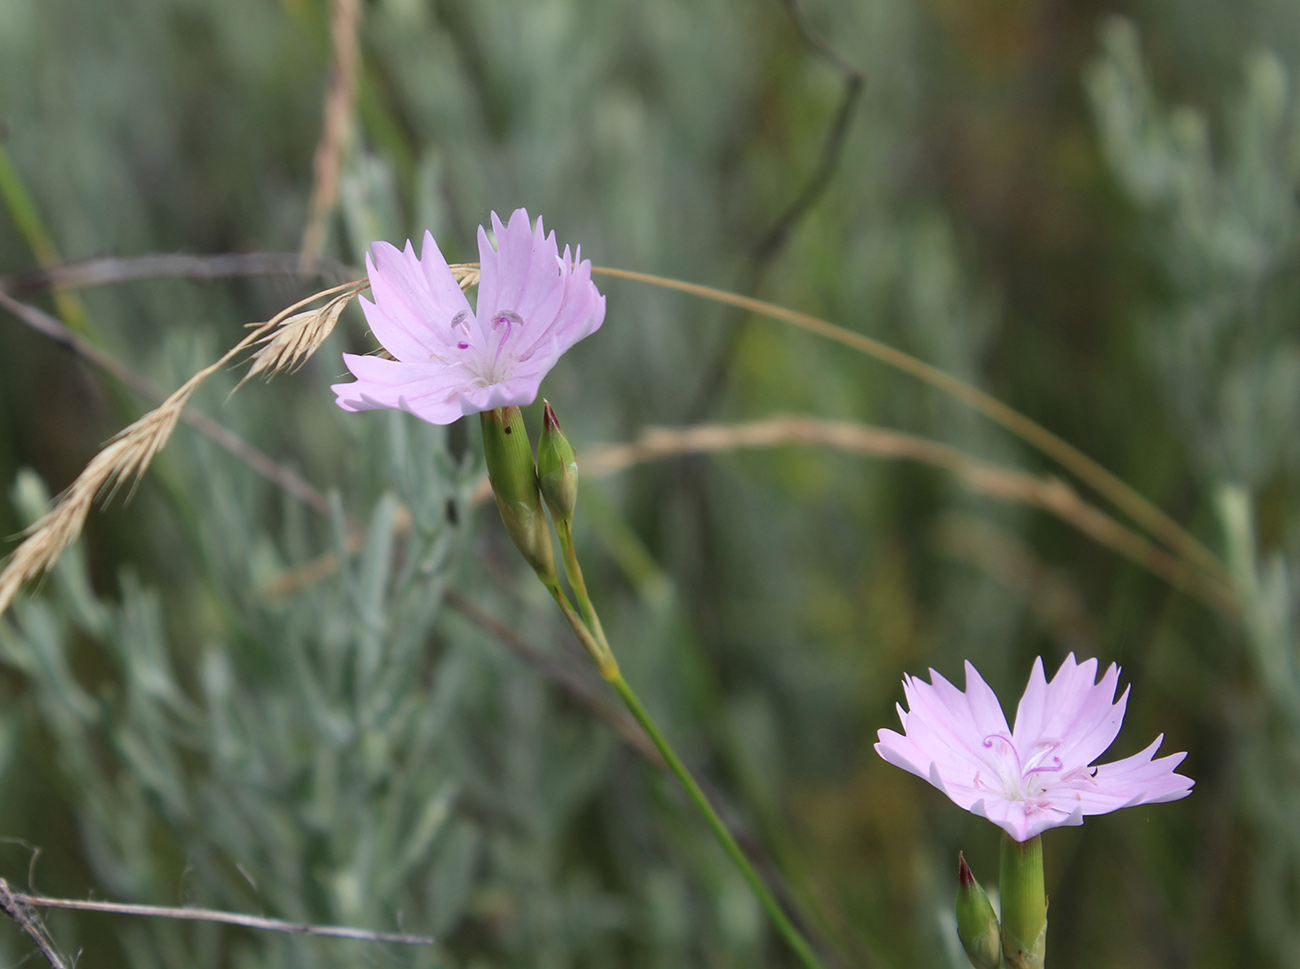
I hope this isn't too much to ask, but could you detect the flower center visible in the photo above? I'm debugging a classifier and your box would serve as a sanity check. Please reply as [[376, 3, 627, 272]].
[[443, 309, 533, 387], [973, 734, 1066, 811]]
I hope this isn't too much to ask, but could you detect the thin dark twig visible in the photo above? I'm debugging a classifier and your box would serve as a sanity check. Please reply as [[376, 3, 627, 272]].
[[0, 880, 69, 969], [0, 253, 359, 295], [1, 878, 433, 946], [0, 291, 334, 519], [686, 0, 863, 422], [751, 0, 865, 268]]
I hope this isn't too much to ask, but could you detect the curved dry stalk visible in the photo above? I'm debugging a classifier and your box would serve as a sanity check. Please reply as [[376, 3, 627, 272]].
[[577, 417, 1237, 614], [0, 262, 489, 617], [2, 249, 1223, 599], [0, 250, 1226, 589], [590, 265, 1228, 587]]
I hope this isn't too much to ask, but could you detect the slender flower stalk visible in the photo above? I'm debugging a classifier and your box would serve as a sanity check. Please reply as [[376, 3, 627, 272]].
[[529, 404, 825, 969], [607, 673, 826, 969]]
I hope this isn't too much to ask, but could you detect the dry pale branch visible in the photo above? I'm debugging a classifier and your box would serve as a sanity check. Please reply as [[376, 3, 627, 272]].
[[578, 417, 1237, 614], [300, 0, 362, 265], [265, 415, 1235, 615], [0, 252, 359, 294], [0, 877, 433, 958], [0, 290, 338, 519], [0, 878, 69, 969]]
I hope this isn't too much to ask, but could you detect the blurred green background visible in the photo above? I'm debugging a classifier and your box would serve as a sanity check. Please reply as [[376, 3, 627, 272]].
[[1, 0, 1299, 966]]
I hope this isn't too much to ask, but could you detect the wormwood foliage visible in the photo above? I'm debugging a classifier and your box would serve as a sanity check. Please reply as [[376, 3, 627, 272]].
[[1090, 20, 1300, 967], [0, 403, 629, 968]]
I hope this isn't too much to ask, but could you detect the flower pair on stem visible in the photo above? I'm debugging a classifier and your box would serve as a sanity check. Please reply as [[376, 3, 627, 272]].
[[332, 209, 1195, 969]]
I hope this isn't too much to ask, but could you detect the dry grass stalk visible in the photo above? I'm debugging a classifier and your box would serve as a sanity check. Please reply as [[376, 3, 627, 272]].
[[268, 415, 1236, 615], [300, 0, 362, 265], [451, 264, 479, 291], [0, 280, 366, 618], [582, 417, 1237, 614], [591, 265, 1227, 586], [238, 281, 366, 388]]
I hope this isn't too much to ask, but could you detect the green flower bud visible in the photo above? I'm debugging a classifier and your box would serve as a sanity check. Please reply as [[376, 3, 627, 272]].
[[956, 853, 1002, 969], [536, 400, 579, 525], [480, 407, 555, 579]]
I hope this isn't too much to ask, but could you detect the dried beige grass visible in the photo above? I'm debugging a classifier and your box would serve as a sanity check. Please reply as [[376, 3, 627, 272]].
[[238, 282, 366, 388], [0, 279, 365, 617], [1, 264, 483, 617]]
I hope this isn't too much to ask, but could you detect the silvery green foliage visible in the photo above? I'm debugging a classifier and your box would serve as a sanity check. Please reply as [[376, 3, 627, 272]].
[[0, 409, 621, 969], [1088, 17, 1300, 491], [1090, 21, 1300, 966]]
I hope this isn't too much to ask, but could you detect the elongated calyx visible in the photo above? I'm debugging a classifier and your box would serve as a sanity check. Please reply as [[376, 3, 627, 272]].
[[480, 407, 555, 578], [537, 400, 578, 524], [956, 853, 1002, 969]]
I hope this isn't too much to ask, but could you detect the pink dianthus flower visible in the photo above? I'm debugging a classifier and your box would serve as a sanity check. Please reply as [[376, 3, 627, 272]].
[[875, 654, 1193, 842], [332, 209, 605, 424]]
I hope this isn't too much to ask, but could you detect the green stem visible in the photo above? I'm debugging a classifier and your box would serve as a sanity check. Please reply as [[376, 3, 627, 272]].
[[0, 144, 94, 339], [556, 518, 609, 652], [538, 572, 617, 677], [608, 672, 827, 969], [999, 834, 1046, 969]]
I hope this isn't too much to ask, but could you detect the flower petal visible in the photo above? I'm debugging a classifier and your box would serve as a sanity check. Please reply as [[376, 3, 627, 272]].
[[1012, 653, 1128, 770], [363, 237, 473, 362], [1073, 735, 1194, 814], [332, 353, 473, 426], [476, 210, 567, 338], [873, 667, 1013, 813], [516, 243, 606, 359], [975, 797, 1083, 843]]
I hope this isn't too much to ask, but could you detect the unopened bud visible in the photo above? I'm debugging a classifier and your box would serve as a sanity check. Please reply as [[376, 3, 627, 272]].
[[480, 407, 555, 578], [537, 400, 579, 524], [956, 853, 1002, 969]]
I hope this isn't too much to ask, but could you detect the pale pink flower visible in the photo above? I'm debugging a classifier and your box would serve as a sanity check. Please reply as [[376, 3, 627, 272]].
[[332, 209, 605, 424], [875, 654, 1193, 842]]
